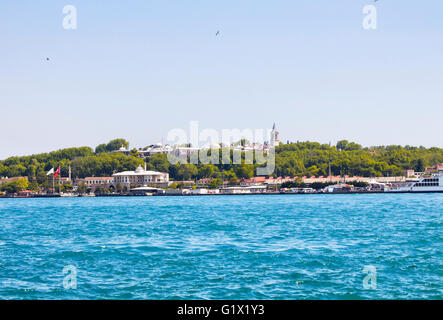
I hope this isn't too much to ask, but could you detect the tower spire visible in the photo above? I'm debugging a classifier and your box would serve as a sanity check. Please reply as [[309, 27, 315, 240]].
[[271, 122, 279, 147]]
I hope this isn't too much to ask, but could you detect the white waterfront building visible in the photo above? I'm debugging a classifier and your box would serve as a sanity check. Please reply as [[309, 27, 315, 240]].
[[112, 165, 170, 188]]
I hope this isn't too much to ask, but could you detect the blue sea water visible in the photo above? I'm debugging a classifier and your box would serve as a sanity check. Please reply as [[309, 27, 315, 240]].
[[0, 194, 441, 300]]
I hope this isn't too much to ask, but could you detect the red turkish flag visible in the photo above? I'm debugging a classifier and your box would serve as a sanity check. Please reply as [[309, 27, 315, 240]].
[[54, 166, 60, 178]]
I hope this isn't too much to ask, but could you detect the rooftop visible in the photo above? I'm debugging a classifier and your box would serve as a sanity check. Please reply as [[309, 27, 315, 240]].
[[113, 165, 167, 177]]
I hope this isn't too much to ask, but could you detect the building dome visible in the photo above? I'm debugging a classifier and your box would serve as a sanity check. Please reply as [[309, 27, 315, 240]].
[[135, 165, 145, 173]]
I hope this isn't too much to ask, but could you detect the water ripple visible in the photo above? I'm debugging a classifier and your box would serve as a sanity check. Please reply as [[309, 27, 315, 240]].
[[0, 194, 441, 299]]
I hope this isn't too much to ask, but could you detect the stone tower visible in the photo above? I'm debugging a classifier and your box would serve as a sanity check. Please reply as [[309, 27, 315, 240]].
[[271, 122, 280, 147]]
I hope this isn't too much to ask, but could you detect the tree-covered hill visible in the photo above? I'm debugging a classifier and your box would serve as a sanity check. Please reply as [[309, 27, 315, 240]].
[[0, 139, 139, 183], [0, 147, 94, 180], [274, 141, 443, 177], [1, 140, 442, 185]]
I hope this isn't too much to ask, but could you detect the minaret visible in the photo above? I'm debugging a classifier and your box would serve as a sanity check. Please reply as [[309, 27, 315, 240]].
[[271, 122, 279, 147], [68, 165, 72, 182]]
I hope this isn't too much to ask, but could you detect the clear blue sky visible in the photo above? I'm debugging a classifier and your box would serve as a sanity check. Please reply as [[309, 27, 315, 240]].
[[1, 1, 442, 159]]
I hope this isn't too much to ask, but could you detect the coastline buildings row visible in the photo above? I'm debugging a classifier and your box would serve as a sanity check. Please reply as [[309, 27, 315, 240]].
[[52, 165, 443, 193], [3, 163, 442, 190], [2, 163, 442, 192], [2, 163, 442, 196]]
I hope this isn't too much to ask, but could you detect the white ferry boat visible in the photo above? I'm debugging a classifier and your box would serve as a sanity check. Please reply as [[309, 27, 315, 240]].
[[386, 168, 443, 193]]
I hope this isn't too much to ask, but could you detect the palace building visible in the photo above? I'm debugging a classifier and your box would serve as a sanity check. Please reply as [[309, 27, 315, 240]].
[[112, 165, 169, 188]]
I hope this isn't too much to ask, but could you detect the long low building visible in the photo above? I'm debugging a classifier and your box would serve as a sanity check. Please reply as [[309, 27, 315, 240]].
[[113, 165, 169, 188], [84, 177, 114, 187]]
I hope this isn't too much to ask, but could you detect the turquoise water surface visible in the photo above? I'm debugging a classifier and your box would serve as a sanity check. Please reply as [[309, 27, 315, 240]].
[[0, 194, 441, 299]]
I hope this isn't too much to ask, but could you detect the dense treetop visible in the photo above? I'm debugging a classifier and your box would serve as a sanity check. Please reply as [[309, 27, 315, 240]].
[[95, 139, 129, 154]]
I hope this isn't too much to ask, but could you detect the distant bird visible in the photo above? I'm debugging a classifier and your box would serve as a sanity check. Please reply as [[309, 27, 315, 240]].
[[46, 57, 50, 61], [216, 30, 220, 36]]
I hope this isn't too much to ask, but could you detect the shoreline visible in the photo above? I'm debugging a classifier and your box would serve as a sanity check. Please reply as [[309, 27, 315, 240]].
[[1, 190, 443, 199]]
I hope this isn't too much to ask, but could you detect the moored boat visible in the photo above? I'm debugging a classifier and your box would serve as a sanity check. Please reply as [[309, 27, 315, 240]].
[[386, 168, 443, 193]]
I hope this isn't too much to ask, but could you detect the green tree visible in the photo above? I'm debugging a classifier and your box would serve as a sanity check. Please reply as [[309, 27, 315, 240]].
[[94, 185, 108, 194], [105, 139, 129, 152], [224, 169, 238, 185], [416, 158, 425, 172], [234, 164, 254, 180], [176, 164, 198, 180], [129, 148, 139, 157], [77, 182, 87, 195], [0, 178, 29, 194], [146, 153, 170, 173], [208, 178, 222, 189], [198, 164, 217, 179], [336, 140, 349, 151], [61, 184, 73, 192], [28, 181, 40, 191], [345, 142, 362, 151], [95, 144, 107, 154]]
